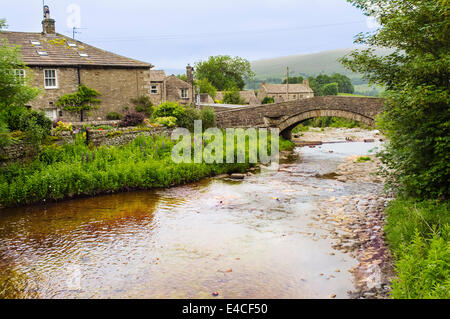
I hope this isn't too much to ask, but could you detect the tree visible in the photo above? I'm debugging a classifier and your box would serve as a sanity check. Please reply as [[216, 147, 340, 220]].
[[196, 78, 218, 99], [282, 76, 304, 84], [321, 82, 339, 96], [223, 87, 246, 105], [0, 22, 38, 109], [195, 55, 255, 91], [0, 18, 45, 147], [56, 85, 101, 122], [341, 0, 449, 199]]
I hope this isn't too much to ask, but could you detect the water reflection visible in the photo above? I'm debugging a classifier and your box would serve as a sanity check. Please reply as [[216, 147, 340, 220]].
[[0, 142, 381, 299]]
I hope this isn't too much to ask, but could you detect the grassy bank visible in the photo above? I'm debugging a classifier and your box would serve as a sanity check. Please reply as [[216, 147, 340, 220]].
[[0, 133, 294, 208], [385, 198, 449, 299]]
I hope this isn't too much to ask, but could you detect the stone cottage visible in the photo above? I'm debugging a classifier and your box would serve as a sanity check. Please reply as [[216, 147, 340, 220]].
[[149, 65, 194, 106], [257, 80, 314, 103], [215, 90, 259, 105], [0, 8, 154, 122]]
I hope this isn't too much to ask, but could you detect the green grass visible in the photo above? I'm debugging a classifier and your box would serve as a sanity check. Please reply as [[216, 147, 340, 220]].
[[385, 199, 450, 299], [356, 156, 371, 163], [0, 133, 294, 208]]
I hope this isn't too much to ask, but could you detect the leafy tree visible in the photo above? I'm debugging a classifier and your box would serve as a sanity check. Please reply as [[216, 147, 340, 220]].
[[262, 96, 275, 104], [195, 55, 255, 91], [223, 87, 246, 105], [330, 73, 354, 94], [0, 18, 47, 147], [282, 76, 304, 84], [341, 0, 449, 199], [196, 78, 218, 99], [0, 22, 38, 109], [321, 82, 339, 96], [56, 85, 101, 122]]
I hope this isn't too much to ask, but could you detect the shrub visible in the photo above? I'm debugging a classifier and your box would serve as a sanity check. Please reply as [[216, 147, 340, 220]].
[[52, 121, 73, 134], [119, 112, 145, 127], [131, 96, 153, 117], [385, 199, 450, 299], [0, 106, 52, 144], [177, 106, 201, 132], [152, 102, 186, 120], [106, 112, 123, 120], [223, 87, 246, 105], [200, 107, 216, 130], [262, 97, 274, 104], [155, 116, 177, 128]]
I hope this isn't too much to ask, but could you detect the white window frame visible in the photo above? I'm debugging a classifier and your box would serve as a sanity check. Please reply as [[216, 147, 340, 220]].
[[181, 88, 188, 99], [14, 69, 26, 83], [44, 69, 58, 89], [150, 85, 158, 94]]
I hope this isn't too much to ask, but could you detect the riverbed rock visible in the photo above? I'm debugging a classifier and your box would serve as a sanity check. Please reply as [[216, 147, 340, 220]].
[[230, 174, 245, 180]]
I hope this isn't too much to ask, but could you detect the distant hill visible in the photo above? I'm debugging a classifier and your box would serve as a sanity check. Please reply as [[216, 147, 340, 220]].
[[250, 47, 391, 82]]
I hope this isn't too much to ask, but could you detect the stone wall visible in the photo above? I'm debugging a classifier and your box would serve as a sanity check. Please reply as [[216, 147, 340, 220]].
[[88, 127, 174, 147], [0, 141, 37, 164], [0, 127, 174, 165]]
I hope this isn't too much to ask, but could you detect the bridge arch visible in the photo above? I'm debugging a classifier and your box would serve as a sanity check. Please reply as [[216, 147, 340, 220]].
[[275, 109, 376, 139]]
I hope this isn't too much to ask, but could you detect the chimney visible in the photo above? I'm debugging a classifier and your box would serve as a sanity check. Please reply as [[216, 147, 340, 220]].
[[303, 79, 310, 87], [42, 5, 56, 35], [186, 64, 193, 84], [186, 64, 194, 101]]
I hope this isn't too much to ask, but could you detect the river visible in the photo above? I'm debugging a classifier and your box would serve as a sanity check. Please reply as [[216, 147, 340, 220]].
[[0, 140, 384, 299]]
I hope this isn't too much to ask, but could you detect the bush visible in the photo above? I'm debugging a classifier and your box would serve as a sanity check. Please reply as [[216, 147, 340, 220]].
[[131, 96, 153, 117], [155, 116, 177, 128], [152, 102, 186, 120], [106, 112, 123, 120], [223, 88, 246, 105], [0, 106, 52, 144], [385, 199, 450, 299], [320, 82, 339, 96], [177, 106, 201, 132], [200, 107, 216, 130], [119, 112, 145, 127], [261, 97, 274, 104]]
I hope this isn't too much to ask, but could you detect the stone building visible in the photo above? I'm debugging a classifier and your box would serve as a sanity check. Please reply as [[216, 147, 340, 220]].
[[257, 80, 314, 103], [149, 66, 194, 105], [215, 90, 259, 105], [0, 9, 153, 122]]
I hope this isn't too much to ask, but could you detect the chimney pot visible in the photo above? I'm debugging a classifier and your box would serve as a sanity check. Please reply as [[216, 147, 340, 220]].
[[42, 6, 55, 35]]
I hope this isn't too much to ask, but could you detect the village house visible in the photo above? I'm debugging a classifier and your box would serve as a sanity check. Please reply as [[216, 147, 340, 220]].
[[256, 80, 314, 103], [149, 65, 194, 105], [215, 90, 259, 106], [0, 7, 154, 122]]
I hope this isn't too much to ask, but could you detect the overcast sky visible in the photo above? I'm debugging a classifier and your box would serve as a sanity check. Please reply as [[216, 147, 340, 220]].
[[2, 0, 374, 73]]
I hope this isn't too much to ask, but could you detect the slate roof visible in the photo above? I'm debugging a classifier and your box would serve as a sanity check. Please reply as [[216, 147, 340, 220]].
[[149, 70, 167, 82], [263, 83, 314, 94], [0, 31, 153, 68]]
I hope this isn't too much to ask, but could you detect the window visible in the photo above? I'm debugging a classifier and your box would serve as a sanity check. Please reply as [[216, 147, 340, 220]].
[[44, 108, 57, 121], [30, 40, 41, 46], [37, 50, 48, 56], [79, 52, 89, 58], [151, 85, 158, 94], [293, 95, 297, 100], [68, 43, 77, 48], [44, 69, 58, 89], [14, 69, 26, 81], [181, 89, 188, 99]]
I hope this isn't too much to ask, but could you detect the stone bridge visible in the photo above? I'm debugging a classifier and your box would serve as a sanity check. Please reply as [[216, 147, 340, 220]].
[[215, 96, 385, 139]]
